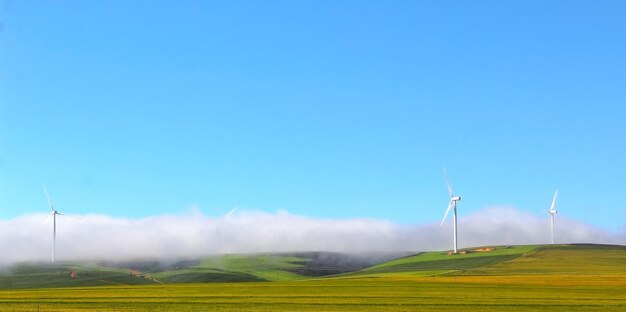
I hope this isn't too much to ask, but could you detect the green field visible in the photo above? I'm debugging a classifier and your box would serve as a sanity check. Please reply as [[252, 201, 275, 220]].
[[0, 244, 625, 311], [153, 254, 306, 282], [0, 252, 393, 289]]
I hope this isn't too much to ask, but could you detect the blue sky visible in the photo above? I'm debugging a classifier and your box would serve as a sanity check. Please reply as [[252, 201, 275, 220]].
[[1, 1, 625, 230]]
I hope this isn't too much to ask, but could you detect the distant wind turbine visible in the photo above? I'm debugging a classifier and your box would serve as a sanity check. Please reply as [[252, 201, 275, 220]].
[[43, 184, 64, 262], [440, 168, 462, 254], [548, 190, 558, 244]]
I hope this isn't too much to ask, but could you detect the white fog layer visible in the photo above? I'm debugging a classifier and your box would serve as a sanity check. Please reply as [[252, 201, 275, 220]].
[[0, 207, 623, 264]]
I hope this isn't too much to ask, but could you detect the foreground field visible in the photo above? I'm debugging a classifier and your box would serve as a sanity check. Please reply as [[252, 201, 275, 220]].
[[0, 244, 625, 311], [0, 275, 625, 311]]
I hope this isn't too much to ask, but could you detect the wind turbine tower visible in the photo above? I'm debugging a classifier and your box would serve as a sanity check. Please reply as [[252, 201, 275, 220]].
[[548, 190, 558, 244], [440, 169, 462, 254], [43, 185, 63, 262]]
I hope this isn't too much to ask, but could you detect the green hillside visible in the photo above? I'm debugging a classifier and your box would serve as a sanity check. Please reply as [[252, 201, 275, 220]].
[[341, 244, 626, 278], [461, 244, 626, 275], [0, 244, 625, 311], [0, 255, 304, 289], [0, 251, 396, 289], [2, 244, 625, 290], [153, 254, 305, 283], [337, 245, 535, 277], [151, 251, 398, 283], [0, 263, 158, 289]]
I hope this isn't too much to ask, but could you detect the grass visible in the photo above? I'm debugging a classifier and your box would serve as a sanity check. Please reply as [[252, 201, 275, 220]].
[[339, 245, 537, 278], [0, 252, 396, 288], [0, 244, 624, 311], [0, 276, 624, 311], [153, 254, 306, 282], [0, 263, 157, 289], [0, 253, 332, 289], [460, 244, 626, 275]]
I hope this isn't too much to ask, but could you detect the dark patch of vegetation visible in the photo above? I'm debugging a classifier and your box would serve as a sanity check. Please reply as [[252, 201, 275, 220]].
[[278, 252, 410, 277], [161, 271, 265, 283]]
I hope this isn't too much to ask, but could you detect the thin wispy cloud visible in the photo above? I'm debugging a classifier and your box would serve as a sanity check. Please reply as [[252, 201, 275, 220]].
[[0, 207, 623, 264]]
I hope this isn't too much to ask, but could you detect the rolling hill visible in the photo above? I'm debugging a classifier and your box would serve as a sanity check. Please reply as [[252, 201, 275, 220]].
[[1, 244, 625, 289], [0, 251, 403, 289], [0, 244, 625, 311], [338, 244, 626, 279]]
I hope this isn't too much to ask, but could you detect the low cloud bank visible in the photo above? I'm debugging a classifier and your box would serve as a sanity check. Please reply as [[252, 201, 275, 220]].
[[0, 207, 623, 264]]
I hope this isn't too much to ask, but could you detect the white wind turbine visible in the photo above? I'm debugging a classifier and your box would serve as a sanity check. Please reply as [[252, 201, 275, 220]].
[[43, 184, 64, 262], [440, 169, 462, 254], [548, 190, 558, 245]]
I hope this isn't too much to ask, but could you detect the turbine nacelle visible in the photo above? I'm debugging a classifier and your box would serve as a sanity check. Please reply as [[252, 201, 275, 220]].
[[451, 196, 461, 201]]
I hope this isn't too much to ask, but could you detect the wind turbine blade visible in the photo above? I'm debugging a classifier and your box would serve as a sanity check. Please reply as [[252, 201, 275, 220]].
[[225, 208, 237, 217], [43, 184, 54, 211], [443, 168, 453, 197], [550, 190, 558, 212], [440, 200, 453, 226]]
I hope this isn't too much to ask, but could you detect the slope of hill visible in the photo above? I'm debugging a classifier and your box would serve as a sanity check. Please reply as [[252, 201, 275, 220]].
[[1, 244, 624, 289], [152, 254, 304, 283], [0, 252, 402, 289], [460, 244, 626, 275], [143, 252, 402, 283], [0, 263, 157, 289], [344, 245, 536, 277], [339, 244, 626, 278], [1, 244, 625, 311]]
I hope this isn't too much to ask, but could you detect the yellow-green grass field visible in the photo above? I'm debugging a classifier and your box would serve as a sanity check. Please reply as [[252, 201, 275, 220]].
[[0, 244, 625, 311]]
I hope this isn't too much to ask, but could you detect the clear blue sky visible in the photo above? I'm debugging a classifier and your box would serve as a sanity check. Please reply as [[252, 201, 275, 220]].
[[1, 1, 625, 230]]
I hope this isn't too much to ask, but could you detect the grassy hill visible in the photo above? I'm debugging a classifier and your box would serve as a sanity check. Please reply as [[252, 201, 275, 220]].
[[152, 254, 304, 283], [353, 245, 536, 276], [1, 244, 625, 289], [0, 256, 298, 289], [0, 262, 157, 289], [339, 244, 626, 278], [0, 244, 625, 311], [461, 244, 626, 275], [0, 251, 401, 289]]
